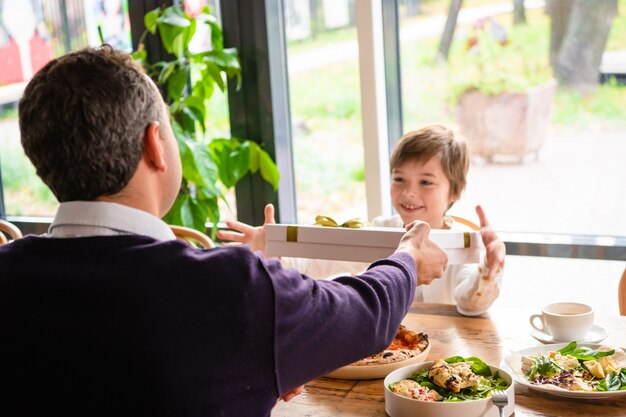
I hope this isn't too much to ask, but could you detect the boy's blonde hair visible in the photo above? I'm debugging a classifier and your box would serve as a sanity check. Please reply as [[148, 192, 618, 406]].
[[390, 125, 470, 202]]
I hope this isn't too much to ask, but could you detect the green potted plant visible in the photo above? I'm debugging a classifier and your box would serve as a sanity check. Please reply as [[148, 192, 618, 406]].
[[451, 17, 556, 163], [132, 5, 279, 236]]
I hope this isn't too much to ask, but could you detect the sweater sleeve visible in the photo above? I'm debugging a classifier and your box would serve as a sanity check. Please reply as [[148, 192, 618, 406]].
[[265, 252, 417, 394]]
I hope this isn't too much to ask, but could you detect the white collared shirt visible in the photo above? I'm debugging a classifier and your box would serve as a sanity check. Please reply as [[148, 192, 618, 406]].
[[48, 201, 176, 241]]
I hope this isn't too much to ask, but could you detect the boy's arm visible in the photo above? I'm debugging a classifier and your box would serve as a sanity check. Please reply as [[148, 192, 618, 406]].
[[453, 262, 503, 316], [452, 205, 506, 316]]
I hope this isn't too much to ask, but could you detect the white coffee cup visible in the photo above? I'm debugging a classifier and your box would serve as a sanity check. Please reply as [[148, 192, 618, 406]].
[[529, 302, 594, 342]]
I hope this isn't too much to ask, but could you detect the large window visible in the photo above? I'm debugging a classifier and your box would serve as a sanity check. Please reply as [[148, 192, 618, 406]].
[[0, 0, 238, 222], [397, 0, 626, 237], [284, 0, 367, 224], [0, 0, 133, 217]]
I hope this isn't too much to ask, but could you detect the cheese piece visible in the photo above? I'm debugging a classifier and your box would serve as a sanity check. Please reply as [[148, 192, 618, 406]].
[[583, 360, 605, 379]]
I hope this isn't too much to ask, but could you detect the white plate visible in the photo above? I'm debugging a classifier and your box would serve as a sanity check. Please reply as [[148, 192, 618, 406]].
[[384, 361, 515, 417], [501, 342, 626, 399], [530, 324, 608, 345], [325, 341, 430, 380]]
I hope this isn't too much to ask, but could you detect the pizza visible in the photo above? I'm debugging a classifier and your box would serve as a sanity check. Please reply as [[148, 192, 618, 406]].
[[350, 325, 429, 366]]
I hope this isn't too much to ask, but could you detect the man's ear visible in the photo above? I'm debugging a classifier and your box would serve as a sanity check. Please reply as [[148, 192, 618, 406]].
[[144, 121, 166, 171]]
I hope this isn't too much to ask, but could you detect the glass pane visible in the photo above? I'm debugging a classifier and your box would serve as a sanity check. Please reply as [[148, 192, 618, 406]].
[[285, 0, 367, 224], [0, 0, 236, 222], [182, 0, 235, 222], [493, 255, 624, 317], [0, 0, 135, 217], [397, 0, 626, 236]]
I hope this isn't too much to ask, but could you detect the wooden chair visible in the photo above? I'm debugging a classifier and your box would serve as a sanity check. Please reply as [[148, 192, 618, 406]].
[[450, 215, 480, 231], [619, 267, 626, 316], [0, 219, 23, 244], [170, 225, 215, 248]]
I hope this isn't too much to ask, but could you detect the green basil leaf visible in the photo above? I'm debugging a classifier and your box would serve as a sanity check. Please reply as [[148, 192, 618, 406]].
[[558, 341, 577, 355], [465, 356, 491, 377], [605, 371, 622, 391]]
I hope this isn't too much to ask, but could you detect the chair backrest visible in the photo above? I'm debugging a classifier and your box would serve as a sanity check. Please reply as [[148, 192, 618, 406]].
[[619, 267, 626, 316], [450, 215, 480, 231], [0, 219, 23, 244], [169, 225, 215, 249]]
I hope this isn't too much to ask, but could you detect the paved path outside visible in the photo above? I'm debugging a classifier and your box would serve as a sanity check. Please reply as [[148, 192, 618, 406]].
[[454, 126, 626, 237]]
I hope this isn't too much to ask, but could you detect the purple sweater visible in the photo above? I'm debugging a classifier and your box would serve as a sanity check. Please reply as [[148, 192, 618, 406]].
[[0, 235, 416, 417]]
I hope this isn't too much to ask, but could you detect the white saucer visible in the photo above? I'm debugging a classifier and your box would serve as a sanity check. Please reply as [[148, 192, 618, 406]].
[[530, 324, 608, 344]]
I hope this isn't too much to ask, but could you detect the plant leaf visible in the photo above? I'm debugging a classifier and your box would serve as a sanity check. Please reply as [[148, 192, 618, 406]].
[[144, 8, 161, 34], [157, 7, 190, 58], [228, 144, 250, 186], [183, 95, 207, 128], [163, 191, 187, 225], [158, 61, 177, 85], [181, 105, 203, 132], [192, 144, 220, 192], [157, 6, 191, 28], [204, 62, 225, 91], [247, 141, 260, 173], [168, 67, 189, 101], [180, 194, 209, 232], [205, 15, 223, 50], [259, 149, 280, 190]]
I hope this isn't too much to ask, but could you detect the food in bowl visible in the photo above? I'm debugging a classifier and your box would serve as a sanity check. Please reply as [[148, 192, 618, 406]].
[[388, 355, 509, 402], [521, 341, 626, 392]]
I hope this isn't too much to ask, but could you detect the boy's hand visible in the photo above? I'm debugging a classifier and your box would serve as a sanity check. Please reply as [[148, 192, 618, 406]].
[[476, 205, 506, 280], [395, 221, 448, 285], [217, 204, 276, 257]]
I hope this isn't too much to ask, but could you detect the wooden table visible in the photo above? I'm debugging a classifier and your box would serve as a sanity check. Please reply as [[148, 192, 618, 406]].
[[272, 302, 626, 417]]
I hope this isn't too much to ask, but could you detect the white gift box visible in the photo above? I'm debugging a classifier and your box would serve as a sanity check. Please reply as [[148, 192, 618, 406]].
[[265, 224, 483, 264]]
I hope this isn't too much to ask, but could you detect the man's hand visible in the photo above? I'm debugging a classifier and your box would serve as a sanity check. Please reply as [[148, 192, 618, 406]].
[[395, 221, 448, 285], [279, 385, 304, 402], [217, 204, 276, 257], [476, 205, 505, 280]]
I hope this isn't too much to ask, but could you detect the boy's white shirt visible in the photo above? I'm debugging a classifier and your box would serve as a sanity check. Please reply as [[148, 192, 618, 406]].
[[281, 215, 503, 316]]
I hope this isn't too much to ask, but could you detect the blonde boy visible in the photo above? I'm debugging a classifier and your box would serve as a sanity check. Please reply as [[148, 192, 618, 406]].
[[218, 125, 506, 316]]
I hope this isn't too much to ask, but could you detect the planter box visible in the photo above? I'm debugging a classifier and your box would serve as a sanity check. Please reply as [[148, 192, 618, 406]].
[[266, 224, 483, 264], [457, 79, 557, 163]]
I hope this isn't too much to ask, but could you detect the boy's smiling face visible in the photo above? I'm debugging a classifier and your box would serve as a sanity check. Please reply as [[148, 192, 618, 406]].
[[390, 156, 456, 229]]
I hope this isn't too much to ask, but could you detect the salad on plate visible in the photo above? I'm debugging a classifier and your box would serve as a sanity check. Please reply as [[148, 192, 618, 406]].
[[520, 341, 626, 392]]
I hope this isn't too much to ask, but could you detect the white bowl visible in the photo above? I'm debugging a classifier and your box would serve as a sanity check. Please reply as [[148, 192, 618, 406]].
[[384, 361, 515, 417]]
